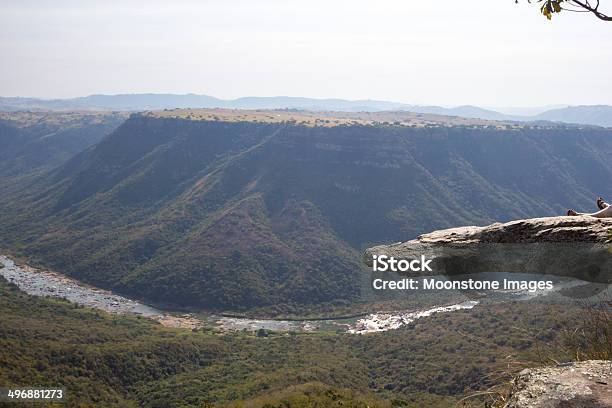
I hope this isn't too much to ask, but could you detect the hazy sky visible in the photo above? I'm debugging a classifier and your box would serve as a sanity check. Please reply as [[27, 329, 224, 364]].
[[1, 0, 611, 106]]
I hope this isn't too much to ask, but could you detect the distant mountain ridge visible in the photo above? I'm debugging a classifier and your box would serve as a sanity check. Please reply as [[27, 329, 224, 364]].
[[2, 94, 612, 127], [532, 105, 612, 128], [0, 95, 408, 112]]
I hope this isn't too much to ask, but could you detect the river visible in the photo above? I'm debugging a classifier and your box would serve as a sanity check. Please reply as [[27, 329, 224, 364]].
[[1, 255, 588, 334]]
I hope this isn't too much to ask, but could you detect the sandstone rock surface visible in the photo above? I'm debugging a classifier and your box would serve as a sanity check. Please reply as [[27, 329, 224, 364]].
[[364, 216, 612, 283], [504, 360, 611, 408]]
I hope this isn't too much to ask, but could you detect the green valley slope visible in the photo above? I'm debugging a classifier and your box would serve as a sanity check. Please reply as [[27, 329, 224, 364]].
[[0, 111, 126, 185], [0, 278, 594, 408], [1, 112, 611, 310]]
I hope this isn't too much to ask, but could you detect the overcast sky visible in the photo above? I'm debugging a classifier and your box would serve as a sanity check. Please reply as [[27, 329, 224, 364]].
[[1, 0, 611, 107]]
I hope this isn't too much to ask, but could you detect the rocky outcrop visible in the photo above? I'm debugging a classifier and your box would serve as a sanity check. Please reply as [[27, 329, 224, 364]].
[[364, 216, 612, 283], [504, 360, 611, 408]]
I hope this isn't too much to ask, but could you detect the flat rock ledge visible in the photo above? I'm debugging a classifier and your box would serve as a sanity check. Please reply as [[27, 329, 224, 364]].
[[364, 216, 612, 283], [504, 360, 612, 408]]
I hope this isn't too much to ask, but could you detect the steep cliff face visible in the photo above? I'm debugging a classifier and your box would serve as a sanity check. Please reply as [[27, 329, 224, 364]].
[[2, 115, 612, 308], [504, 360, 611, 408], [364, 216, 612, 283]]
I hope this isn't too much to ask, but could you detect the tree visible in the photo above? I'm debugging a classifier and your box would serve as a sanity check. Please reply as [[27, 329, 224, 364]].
[[524, 0, 612, 21]]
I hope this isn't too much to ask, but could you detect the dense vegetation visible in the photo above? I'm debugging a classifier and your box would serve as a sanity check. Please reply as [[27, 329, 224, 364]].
[[0, 279, 598, 408], [0, 111, 125, 178], [1, 115, 611, 310]]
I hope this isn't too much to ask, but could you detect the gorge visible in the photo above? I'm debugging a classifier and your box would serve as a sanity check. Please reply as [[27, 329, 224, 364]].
[[1, 109, 612, 311]]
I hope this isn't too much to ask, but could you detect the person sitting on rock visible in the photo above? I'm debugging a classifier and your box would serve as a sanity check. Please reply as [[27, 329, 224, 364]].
[[567, 197, 612, 218]]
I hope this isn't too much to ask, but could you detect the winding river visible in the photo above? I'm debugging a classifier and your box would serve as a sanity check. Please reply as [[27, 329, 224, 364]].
[[3, 254, 581, 334]]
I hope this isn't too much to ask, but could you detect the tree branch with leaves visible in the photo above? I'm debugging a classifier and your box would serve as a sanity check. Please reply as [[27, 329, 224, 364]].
[[523, 0, 612, 21]]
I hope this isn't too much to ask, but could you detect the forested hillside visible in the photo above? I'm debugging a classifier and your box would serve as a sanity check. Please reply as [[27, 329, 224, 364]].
[[0, 111, 126, 182], [0, 279, 589, 408], [1, 114, 611, 309]]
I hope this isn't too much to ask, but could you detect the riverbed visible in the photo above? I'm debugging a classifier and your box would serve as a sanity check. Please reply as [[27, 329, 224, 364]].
[[1, 255, 591, 334], [0, 255, 201, 329]]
